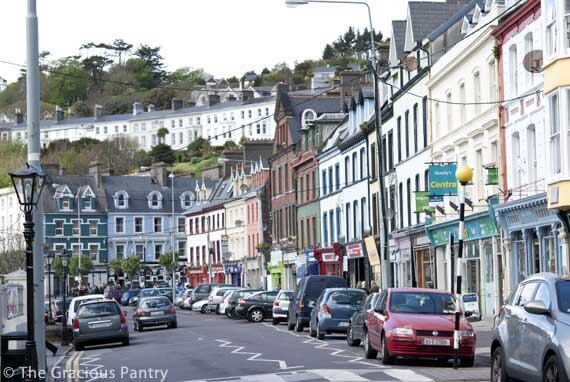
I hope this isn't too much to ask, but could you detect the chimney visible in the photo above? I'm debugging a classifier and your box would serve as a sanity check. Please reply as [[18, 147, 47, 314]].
[[147, 104, 156, 113], [94, 104, 103, 119], [150, 162, 168, 187], [276, 83, 289, 95], [171, 98, 183, 111], [88, 162, 102, 188], [207, 95, 220, 107], [15, 109, 24, 124], [102, 168, 114, 177], [43, 163, 60, 178], [339, 70, 364, 110], [55, 106, 64, 122], [133, 102, 144, 116], [241, 90, 254, 102]]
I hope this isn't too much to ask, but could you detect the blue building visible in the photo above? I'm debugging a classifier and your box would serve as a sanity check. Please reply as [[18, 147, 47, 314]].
[[102, 162, 216, 286], [43, 164, 109, 288]]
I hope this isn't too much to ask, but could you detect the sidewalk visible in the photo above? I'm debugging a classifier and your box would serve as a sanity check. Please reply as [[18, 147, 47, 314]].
[[45, 342, 72, 380]]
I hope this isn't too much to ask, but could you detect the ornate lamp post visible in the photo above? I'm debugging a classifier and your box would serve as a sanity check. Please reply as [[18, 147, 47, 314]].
[[453, 165, 473, 369], [9, 163, 46, 380], [45, 249, 55, 323], [58, 249, 71, 346]]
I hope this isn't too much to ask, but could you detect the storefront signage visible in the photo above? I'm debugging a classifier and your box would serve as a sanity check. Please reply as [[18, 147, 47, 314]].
[[364, 236, 380, 267], [188, 268, 205, 275], [321, 252, 337, 262], [346, 243, 363, 258], [427, 215, 498, 246], [211, 265, 224, 273], [270, 250, 283, 266], [428, 163, 458, 196], [486, 167, 498, 185], [225, 264, 243, 274]]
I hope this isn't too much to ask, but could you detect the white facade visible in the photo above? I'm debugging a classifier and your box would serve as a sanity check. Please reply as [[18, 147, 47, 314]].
[[0, 187, 24, 252], [186, 207, 226, 267], [225, 198, 247, 262]]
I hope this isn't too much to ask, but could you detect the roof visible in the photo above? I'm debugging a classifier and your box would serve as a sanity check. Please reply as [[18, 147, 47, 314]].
[[409, 1, 469, 43], [428, 0, 484, 40], [42, 175, 108, 214], [392, 20, 407, 59], [102, 175, 216, 214], [313, 66, 337, 74]]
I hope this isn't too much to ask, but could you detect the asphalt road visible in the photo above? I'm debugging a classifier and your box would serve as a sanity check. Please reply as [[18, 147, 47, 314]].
[[53, 307, 493, 382]]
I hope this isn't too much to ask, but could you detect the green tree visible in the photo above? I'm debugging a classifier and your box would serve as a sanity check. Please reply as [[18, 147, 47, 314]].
[[52, 256, 63, 277], [168, 67, 208, 86], [223, 140, 240, 151], [150, 143, 176, 164], [0, 141, 26, 188], [159, 252, 177, 270], [69, 255, 92, 277], [134, 44, 166, 86], [122, 256, 141, 280], [108, 258, 123, 276], [81, 55, 113, 84], [43, 58, 90, 106], [0, 250, 25, 275], [186, 137, 212, 159], [322, 44, 336, 60]]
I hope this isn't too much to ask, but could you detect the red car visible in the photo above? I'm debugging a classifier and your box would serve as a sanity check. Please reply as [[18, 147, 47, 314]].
[[363, 288, 476, 367]]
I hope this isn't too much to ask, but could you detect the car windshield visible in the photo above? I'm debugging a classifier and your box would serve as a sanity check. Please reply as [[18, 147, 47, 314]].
[[142, 298, 170, 309], [557, 280, 570, 313], [77, 302, 120, 318], [279, 292, 293, 301], [141, 289, 159, 297], [328, 291, 365, 305], [463, 294, 477, 303], [73, 298, 99, 312], [390, 292, 456, 315]]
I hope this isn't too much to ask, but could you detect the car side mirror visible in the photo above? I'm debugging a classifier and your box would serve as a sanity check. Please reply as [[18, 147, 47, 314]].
[[374, 307, 385, 314], [464, 311, 473, 318], [524, 300, 549, 315], [307, 300, 315, 308]]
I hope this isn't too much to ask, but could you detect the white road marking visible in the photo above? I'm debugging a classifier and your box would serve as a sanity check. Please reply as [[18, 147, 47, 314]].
[[312, 369, 369, 381], [216, 339, 303, 370], [383, 369, 434, 381]]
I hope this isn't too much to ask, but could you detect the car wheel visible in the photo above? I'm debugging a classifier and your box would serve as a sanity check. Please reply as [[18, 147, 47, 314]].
[[346, 325, 360, 347], [74, 341, 83, 351], [295, 320, 304, 332], [309, 323, 317, 337], [200, 305, 207, 314], [287, 320, 295, 331], [272, 318, 279, 325], [215, 308, 221, 315], [316, 322, 325, 340], [544, 355, 568, 382], [462, 357, 475, 368], [380, 334, 394, 365], [491, 346, 509, 382], [363, 329, 377, 359], [138, 324, 144, 332], [171, 321, 178, 329], [248, 308, 264, 323], [123, 338, 130, 346]]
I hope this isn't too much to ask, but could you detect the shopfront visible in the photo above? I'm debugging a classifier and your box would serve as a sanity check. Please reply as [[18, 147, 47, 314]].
[[187, 266, 208, 286], [211, 264, 226, 284], [427, 210, 500, 318], [224, 263, 243, 286], [244, 256, 262, 288], [495, 193, 563, 295], [313, 244, 343, 277], [364, 236, 381, 286], [346, 242, 367, 287], [268, 250, 284, 289], [295, 250, 320, 285]]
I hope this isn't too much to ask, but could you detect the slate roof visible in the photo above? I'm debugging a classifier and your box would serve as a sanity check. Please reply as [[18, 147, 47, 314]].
[[392, 20, 407, 59], [409, 1, 469, 43], [42, 175, 108, 214], [102, 176, 217, 214], [428, 0, 484, 41]]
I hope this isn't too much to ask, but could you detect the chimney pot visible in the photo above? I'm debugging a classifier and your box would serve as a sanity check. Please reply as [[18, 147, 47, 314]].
[[94, 104, 103, 119], [150, 162, 168, 187], [147, 104, 156, 113], [55, 106, 65, 122], [133, 102, 144, 116], [171, 98, 183, 111], [207, 94, 221, 107], [15, 109, 24, 124], [88, 161, 102, 188]]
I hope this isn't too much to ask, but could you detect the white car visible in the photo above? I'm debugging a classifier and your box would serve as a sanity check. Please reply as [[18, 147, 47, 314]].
[[218, 289, 241, 315], [191, 299, 209, 313], [207, 287, 241, 314], [272, 290, 294, 325], [67, 294, 105, 327]]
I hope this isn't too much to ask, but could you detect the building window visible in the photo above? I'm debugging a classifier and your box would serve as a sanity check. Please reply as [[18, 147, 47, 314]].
[[115, 217, 124, 234], [415, 175, 420, 224], [397, 117, 402, 162], [360, 148, 366, 179], [72, 220, 80, 236], [550, 93, 562, 175], [422, 96, 428, 148], [524, 33, 534, 87], [55, 220, 64, 236], [328, 167, 333, 194], [473, 72, 481, 115], [154, 217, 163, 233], [344, 157, 350, 186], [116, 192, 127, 208], [178, 217, 185, 233], [459, 83, 466, 124], [62, 197, 70, 210], [446, 92, 453, 133], [103, 126, 108, 134], [284, 163, 289, 190], [89, 245, 98, 261], [512, 132, 521, 188], [89, 221, 97, 236], [135, 244, 144, 260], [154, 244, 163, 260], [404, 110, 410, 158], [335, 164, 340, 191], [353, 200, 359, 239], [352, 152, 357, 182], [370, 143, 377, 179], [329, 210, 335, 244], [509, 45, 518, 97], [116, 244, 125, 259], [406, 179, 412, 227], [372, 193, 378, 235], [399, 183, 404, 229], [345, 203, 351, 241], [149, 192, 161, 208], [134, 217, 143, 233], [322, 170, 327, 196], [387, 132, 394, 171], [413, 103, 419, 153], [177, 241, 186, 258], [323, 212, 328, 246], [546, 0, 557, 56]]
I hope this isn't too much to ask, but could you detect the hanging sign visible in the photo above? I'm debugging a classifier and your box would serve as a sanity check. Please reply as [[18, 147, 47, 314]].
[[428, 163, 458, 196], [486, 167, 498, 185], [415, 191, 429, 212]]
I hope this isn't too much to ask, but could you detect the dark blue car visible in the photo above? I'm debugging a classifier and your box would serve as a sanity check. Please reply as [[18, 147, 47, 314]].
[[309, 288, 367, 340]]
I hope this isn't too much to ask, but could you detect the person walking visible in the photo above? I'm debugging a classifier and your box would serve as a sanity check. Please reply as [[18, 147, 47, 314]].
[[358, 281, 368, 294], [369, 281, 380, 294]]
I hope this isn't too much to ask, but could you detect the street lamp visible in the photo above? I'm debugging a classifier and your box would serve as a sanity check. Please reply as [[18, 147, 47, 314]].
[[9, 163, 45, 379], [58, 249, 71, 346], [45, 249, 55, 323], [453, 165, 473, 369]]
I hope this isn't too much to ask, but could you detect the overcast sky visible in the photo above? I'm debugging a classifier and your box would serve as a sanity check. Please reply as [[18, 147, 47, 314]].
[[0, 0, 409, 83]]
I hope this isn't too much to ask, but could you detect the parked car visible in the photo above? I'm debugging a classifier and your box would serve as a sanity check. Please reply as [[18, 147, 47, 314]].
[[491, 273, 570, 382], [347, 292, 381, 346], [235, 290, 280, 322], [50, 299, 72, 323], [190, 283, 233, 304], [364, 288, 476, 366], [176, 290, 193, 307], [133, 296, 177, 332], [121, 289, 141, 306], [67, 294, 105, 328], [218, 289, 241, 315], [182, 293, 194, 310], [462, 293, 481, 321], [207, 287, 241, 313], [72, 299, 129, 350], [288, 275, 347, 332], [309, 288, 367, 340], [272, 290, 294, 325], [135, 288, 173, 305], [192, 299, 210, 313], [104, 287, 124, 304], [225, 289, 262, 318]]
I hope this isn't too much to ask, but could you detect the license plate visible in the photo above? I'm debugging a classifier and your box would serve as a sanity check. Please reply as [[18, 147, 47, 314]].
[[422, 338, 450, 346], [151, 311, 164, 316], [89, 322, 111, 329], [339, 322, 349, 327]]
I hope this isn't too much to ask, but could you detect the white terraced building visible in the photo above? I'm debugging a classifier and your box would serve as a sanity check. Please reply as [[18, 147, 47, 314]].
[[7, 96, 276, 150]]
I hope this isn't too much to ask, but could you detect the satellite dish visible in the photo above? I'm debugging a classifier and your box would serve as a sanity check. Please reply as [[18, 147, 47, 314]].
[[522, 50, 543, 73], [401, 56, 418, 72], [240, 184, 249, 192], [235, 219, 243, 227]]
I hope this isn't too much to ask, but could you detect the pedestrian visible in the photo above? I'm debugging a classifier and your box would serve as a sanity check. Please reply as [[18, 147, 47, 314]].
[[358, 281, 368, 294], [369, 281, 379, 294]]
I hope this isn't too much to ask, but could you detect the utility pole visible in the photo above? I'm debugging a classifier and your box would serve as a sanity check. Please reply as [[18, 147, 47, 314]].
[[169, 174, 176, 302], [26, 0, 46, 369], [76, 188, 82, 288]]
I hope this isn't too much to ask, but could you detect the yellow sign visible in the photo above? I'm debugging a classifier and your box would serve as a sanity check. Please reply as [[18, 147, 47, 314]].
[[364, 236, 380, 267]]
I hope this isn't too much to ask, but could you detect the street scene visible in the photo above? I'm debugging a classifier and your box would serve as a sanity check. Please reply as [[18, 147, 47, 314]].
[[1, 0, 570, 381]]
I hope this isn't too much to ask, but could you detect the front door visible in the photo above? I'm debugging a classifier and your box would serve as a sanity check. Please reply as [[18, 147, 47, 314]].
[[483, 242, 495, 316]]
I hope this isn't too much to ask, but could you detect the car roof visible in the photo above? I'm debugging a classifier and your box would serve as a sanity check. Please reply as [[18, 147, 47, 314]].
[[524, 272, 561, 283], [325, 288, 365, 292], [78, 299, 119, 307], [279, 289, 294, 293], [71, 294, 104, 302], [140, 296, 170, 302], [389, 288, 450, 294]]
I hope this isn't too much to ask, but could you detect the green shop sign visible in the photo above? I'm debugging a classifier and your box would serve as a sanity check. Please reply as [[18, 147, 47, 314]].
[[428, 164, 458, 196], [427, 215, 498, 246]]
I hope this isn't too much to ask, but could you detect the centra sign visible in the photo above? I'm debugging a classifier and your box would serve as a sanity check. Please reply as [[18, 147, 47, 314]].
[[428, 163, 458, 196]]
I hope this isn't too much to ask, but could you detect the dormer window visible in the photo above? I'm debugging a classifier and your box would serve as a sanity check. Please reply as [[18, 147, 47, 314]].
[[148, 191, 163, 209], [114, 191, 129, 209], [62, 197, 70, 210], [82, 186, 96, 211], [180, 191, 195, 209], [301, 109, 317, 129]]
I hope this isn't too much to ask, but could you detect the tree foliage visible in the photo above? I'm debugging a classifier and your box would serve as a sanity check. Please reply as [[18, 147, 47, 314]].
[[150, 143, 176, 164], [69, 255, 92, 277], [0, 141, 26, 188], [108, 258, 123, 276], [0, 250, 25, 275], [122, 256, 141, 279], [159, 252, 177, 270]]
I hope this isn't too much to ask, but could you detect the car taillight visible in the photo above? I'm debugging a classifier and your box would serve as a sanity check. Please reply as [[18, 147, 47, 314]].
[[274, 301, 280, 307], [120, 312, 126, 325], [136, 309, 146, 317], [239, 299, 246, 305], [72, 318, 79, 330], [168, 307, 176, 314], [321, 304, 331, 315], [209, 296, 213, 302], [299, 300, 304, 312]]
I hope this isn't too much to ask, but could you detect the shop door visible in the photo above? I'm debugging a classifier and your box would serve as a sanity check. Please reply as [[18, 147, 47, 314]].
[[483, 242, 495, 316], [465, 259, 480, 295], [532, 231, 540, 275]]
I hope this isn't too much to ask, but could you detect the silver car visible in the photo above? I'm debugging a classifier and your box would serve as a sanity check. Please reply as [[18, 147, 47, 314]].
[[272, 290, 294, 325], [72, 300, 129, 350], [491, 273, 570, 382], [133, 296, 177, 331]]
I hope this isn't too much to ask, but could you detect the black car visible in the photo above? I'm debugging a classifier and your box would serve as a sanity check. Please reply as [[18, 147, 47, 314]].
[[346, 292, 380, 346], [288, 275, 347, 332], [121, 289, 141, 306], [226, 289, 262, 318], [235, 291, 279, 322]]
